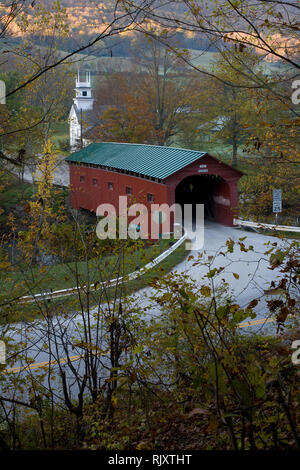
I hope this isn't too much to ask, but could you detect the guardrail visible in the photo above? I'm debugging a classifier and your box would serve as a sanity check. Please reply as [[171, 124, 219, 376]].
[[20, 225, 188, 303], [234, 218, 300, 233]]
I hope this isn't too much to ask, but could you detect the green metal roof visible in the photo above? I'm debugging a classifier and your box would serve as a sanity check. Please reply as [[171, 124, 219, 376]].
[[66, 142, 207, 180]]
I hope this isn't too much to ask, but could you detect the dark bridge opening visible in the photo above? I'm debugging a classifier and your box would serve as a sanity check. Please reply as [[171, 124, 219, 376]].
[[175, 174, 225, 225]]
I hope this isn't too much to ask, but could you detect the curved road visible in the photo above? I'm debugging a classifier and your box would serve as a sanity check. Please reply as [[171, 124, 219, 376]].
[[1, 221, 295, 385], [132, 220, 290, 326]]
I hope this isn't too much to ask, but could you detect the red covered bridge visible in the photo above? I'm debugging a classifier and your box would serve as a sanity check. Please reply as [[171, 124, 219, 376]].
[[66, 142, 243, 230]]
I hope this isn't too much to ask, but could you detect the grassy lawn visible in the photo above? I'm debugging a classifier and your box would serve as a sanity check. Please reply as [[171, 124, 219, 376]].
[[0, 171, 35, 234], [179, 49, 282, 75], [51, 121, 69, 139], [51, 121, 70, 154], [0, 172, 68, 230], [0, 171, 34, 211], [0, 171, 189, 323], [0, 172, 69, 210], [3, 238, 177, 296], [2, 236, 189, 324]]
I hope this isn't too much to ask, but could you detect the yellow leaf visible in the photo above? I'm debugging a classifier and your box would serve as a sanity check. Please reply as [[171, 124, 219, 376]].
[[111, 393, 117, 408], [200, 285, 211, 297]]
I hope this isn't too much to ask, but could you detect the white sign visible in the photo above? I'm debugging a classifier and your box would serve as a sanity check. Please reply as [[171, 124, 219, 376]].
[[198, 164, 208, 173], [273, 189, 282, 213]]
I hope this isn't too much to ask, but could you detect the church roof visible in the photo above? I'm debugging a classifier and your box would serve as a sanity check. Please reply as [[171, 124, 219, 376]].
[[71, 104, 93, 123], [71, 103, 111, 125], [66, 142, 210, 180]]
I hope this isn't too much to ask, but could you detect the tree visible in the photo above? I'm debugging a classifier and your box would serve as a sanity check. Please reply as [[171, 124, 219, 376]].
[[131, 34, 194, 145], [1, 1, 148, 107], [239, 87, 300, 222], [90, 73, 158, 143], [122, 1, 300, 76], [191, 50, 269, 166], [92, 37, 195, 146]]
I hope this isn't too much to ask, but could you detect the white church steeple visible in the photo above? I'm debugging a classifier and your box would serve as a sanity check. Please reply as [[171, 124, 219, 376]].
[[69, 70, 94, 151], [73, 70, 94, 111]]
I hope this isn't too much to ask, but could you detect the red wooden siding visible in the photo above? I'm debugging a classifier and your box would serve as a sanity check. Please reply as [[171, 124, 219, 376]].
[[69, 165, 168, 215], [68, 153, 242, 231]]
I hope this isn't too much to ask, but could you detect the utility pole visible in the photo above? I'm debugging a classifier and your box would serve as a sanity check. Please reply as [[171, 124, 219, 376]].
[[80, 109, 83, 149]]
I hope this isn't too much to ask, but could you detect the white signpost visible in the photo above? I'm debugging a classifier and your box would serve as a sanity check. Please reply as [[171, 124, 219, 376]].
[[273, 189, 282, 213]]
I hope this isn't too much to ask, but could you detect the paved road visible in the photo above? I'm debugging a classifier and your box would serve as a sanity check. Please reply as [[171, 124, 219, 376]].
[[3, 317, 278, 375], [2, 154, 297, 377], [1, 219, 295, 406], [12, 156, 70, 187], [180, 221, 283, 310], [131, 220, 290, 327]]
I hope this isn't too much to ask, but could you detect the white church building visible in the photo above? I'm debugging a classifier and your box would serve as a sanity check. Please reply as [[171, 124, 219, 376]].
[[69, 71, 94, 151]]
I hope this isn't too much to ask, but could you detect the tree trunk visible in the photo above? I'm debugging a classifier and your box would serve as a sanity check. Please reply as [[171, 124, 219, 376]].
[[232, 133, 238, 168]]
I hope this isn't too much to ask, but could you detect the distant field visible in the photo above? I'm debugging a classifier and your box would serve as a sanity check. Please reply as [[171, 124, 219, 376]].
[[186, 49, 219, 69], [186, 48, 282, 75], [53, 47, 283, 76], [1, 43, 283, 79], [56, 49, 134, 73]]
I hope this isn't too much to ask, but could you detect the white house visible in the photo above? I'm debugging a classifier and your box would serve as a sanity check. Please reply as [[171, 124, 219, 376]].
[[69, 71, 94, 151]]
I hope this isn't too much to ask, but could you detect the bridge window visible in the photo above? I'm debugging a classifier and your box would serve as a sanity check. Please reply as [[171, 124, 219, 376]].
[[108, 182, 113, 190], [80, 176, 84, 183], [126, 186, 132, 195], [93, 178, 98, 186], [147, 193, 154, 202]]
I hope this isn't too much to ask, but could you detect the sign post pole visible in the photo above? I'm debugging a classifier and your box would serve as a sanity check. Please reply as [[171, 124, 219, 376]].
[[159, 211, 162, 253]]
